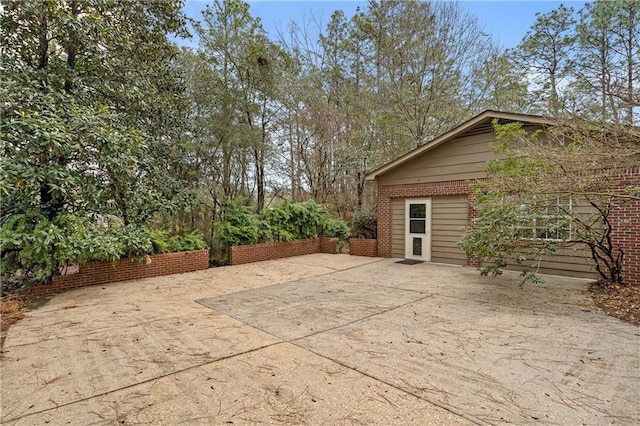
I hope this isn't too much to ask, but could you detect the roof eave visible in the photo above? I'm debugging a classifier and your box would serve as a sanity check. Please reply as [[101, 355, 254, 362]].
[[365, 110, 553, 181]]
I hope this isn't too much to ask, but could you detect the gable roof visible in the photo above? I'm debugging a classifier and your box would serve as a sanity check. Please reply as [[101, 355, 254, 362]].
[[365, 110, 553, 181]]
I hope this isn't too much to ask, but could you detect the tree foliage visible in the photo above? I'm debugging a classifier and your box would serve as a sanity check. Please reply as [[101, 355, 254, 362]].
[[272, 1, 526, 211], [169, 0, 526, 261], [1, 0, 190, 286], [510, 4, 576, 115], [511, 0, 640, 123]]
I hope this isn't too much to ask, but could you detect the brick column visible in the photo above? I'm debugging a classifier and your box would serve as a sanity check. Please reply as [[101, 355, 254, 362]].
[[610, 168, 640, 285], [377, 188, 393, 257]]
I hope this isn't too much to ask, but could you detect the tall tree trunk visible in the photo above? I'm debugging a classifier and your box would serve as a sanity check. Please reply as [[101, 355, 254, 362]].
[[625, 23, 634, 124], [222, 148, 232, 199], [254, 147, 265, 211], [549, 68, 560, 116], [288, 119, 296, 202], [65, 1, 78, 93]]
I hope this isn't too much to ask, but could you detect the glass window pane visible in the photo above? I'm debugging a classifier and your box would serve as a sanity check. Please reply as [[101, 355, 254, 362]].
[[409, 204, 426, 218], [413, 237, 422, 256], [410, 219, 426, 234], [517, 196, 572, 241]]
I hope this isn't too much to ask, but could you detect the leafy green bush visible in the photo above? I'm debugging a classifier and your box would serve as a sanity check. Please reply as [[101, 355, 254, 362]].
[[289, 200, 330, 240], [148, 229, 170, 254], [1, 212, 207, 287], [263, 200, 332, 242], [216, 204, 265, 246], [215, 199, 350, 249], [119, 226, 156, 262], [1, 212, 90, 283], [351, 211, 377, 239], [262, 200, 295, 242], [77, 226, 124, 264], [167, 233, 207, 252], [320, 218, 350, 242]]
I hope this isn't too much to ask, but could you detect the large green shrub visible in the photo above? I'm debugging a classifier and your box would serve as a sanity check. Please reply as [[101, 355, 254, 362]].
[[215, 199, 350, 248], [167, 232, 208, 252], [263, 200, 334, 242], [216, 204, 268, 246], [320, 218, 350, 242], [0, 213, 112, 284], [0, 212, 207, 289]]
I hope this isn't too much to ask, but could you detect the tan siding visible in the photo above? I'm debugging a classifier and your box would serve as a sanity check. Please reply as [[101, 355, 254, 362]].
[[379, 123, 596, 279], [391, 198, 404, 258], [431, 196, 467, 265], [378, 133, 497, 186], [504, 247, 594, 275], [506, 198, 597, 279], [388, 193, 595, 277], [507, 247, 595, 279]]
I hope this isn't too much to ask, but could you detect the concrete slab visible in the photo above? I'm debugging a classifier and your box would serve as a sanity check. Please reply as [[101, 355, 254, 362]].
[[197, 277, 423, 341], [1, 255, 638, 425], [4, 343, 469, 425], [198, 260, 640, 424], [2, 312, 280, 420]]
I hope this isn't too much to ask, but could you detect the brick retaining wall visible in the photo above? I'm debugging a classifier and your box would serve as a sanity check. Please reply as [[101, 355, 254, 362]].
[[349, 239, 378, 257], [229, 237, 338, 265], [319, 237, 339, 254], [23, 249, 210, 297]]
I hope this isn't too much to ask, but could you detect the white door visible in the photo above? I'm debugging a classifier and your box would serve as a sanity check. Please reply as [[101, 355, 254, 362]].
[[405, 199, 431, 261]]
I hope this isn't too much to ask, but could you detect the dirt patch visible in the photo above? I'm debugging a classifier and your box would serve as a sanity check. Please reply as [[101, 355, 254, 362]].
[[590, 281, 640, 326], [1, 297, 25, 333]]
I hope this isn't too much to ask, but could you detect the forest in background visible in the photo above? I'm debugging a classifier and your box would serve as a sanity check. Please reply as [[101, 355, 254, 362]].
[[1, 0, 638, 280]]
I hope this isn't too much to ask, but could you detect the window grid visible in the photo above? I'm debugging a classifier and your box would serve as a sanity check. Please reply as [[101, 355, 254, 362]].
[[518, 197, 572, 242]]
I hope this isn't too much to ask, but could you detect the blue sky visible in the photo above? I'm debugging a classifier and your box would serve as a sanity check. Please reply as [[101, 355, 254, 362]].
[[181, 0, 589, 49]]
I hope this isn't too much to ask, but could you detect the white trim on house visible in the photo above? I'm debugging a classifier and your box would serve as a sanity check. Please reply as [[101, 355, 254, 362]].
[[404, 198, 431, 261]]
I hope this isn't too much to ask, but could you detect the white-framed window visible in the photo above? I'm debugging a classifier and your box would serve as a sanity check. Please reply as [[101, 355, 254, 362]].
[[517, 196, 572, 241]]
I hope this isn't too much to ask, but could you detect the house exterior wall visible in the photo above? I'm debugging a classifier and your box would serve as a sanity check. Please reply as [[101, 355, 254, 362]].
[[377, 179, 475, 261], [377, 178, 602, 279], [390, 195, 468, 264], [374, 132, 629, 282], [378, 133, 496, 185], [432, 195, 469, 265], [377, 134, 490, 264], [390, 198, 404, 258]]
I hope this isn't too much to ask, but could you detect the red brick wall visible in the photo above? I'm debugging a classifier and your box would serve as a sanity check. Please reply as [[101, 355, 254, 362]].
[[349, 239, 378, 257], [229, 238, 340, 265], [23, 250, 209, 298], [609, 168, 640, 286], [319, 237, 339, 254]]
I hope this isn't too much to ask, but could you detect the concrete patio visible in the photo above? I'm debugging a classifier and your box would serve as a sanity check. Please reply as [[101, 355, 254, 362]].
[[1, 254, 638, 425]]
